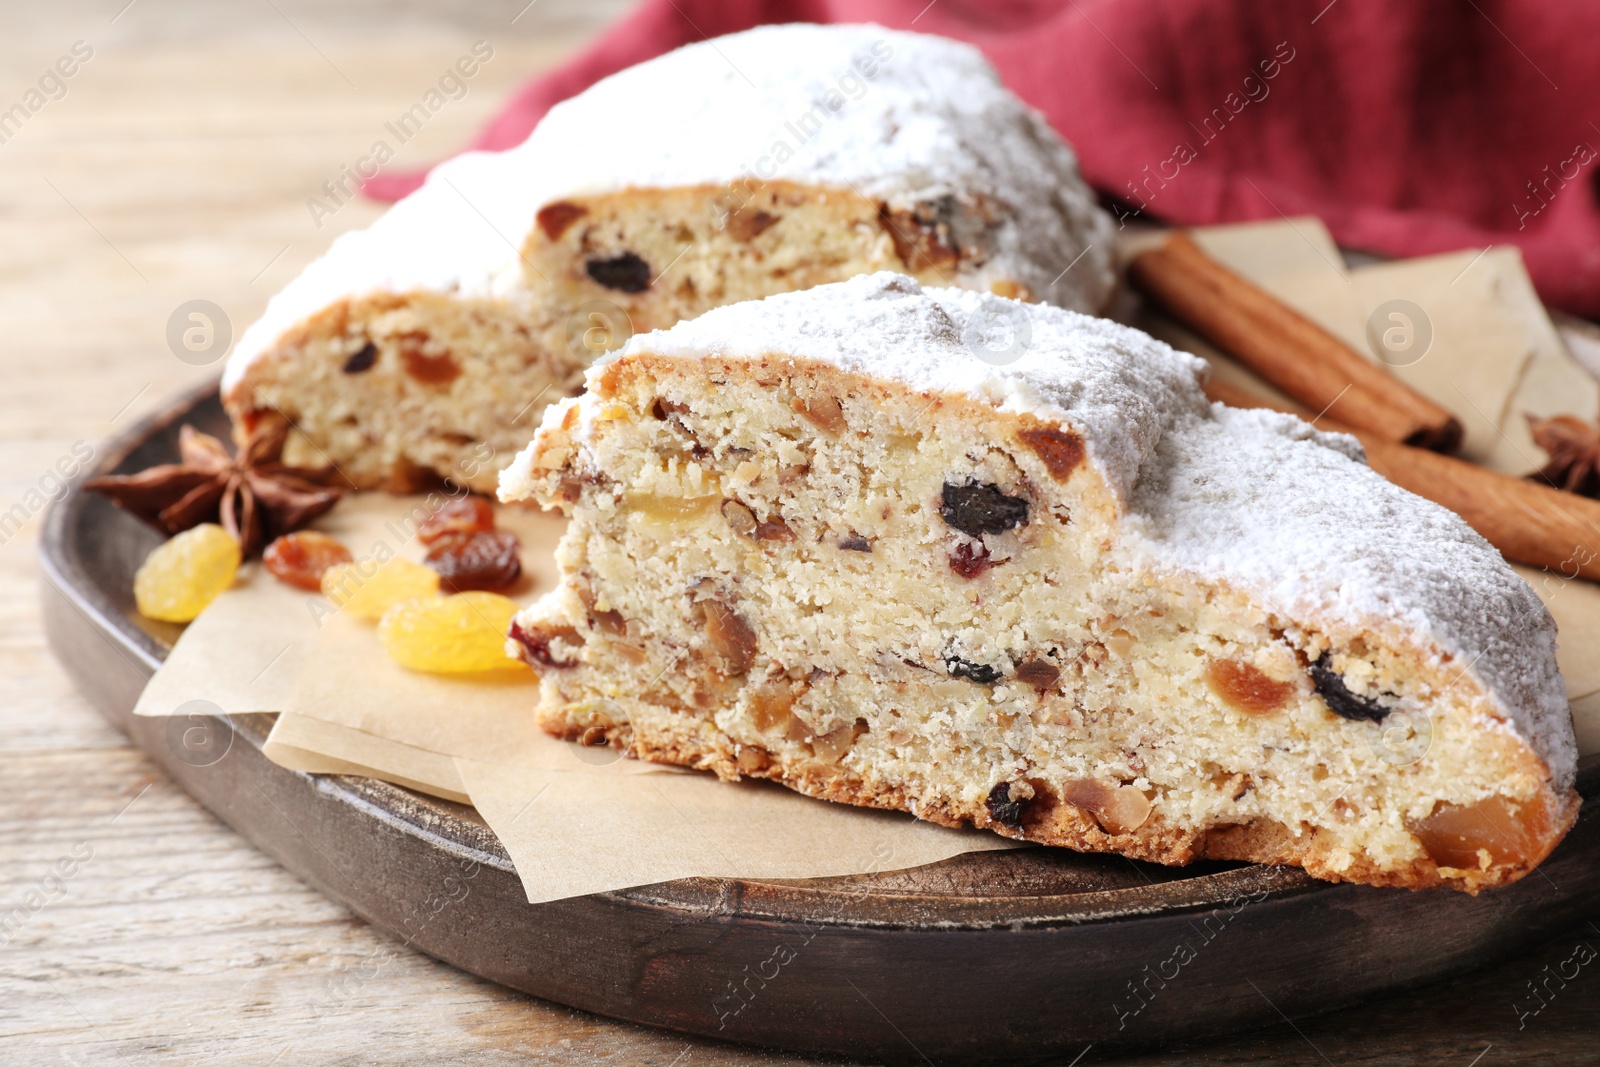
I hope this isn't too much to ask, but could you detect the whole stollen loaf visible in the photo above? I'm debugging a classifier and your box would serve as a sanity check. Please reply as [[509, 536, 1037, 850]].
[[500, 272, 1578, 893], [222, 23, 1115, 493]]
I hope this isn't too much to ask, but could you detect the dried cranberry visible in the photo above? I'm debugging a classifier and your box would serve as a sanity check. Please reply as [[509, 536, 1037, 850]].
[[1310, 656, 1391, 722], [418, 496, 496, 544], [948, 541, 992, 578], [425, 529, 522, 592], [586, 252, 652, 293], [986, 782, 1028, 829], [940, 481, 1029, 537], [509, 620, 580, 669]]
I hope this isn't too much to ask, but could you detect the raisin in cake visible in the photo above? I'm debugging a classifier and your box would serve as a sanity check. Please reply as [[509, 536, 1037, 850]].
[[224, 24, 1113, 493], [499, 273, 1578, 893]]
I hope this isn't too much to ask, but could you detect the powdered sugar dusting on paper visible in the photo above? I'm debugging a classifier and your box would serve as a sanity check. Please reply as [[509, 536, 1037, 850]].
[[592, 273, 1575, 785], [224, 24, 1113, 392]]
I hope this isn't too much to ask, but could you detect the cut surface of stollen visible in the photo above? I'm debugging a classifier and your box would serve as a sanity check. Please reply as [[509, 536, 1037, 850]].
[[223, 23, 1115, 493], [499, 272, 1578, 893]]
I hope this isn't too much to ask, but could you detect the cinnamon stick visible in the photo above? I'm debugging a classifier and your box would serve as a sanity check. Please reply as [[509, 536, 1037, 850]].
[[1205, 379, 1600, 582], [1130, 233, 1463, 453]]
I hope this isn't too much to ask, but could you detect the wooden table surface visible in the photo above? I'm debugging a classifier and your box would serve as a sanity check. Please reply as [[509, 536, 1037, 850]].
[[2, 2, 1595, 1063]]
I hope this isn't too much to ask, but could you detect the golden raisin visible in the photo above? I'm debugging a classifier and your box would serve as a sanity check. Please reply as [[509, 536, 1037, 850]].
[[263, 531, 353, 591], [378, 592, 527, 673], [322, 557, 441, 620], [134, 523, 241, 622], [417, 496, 496, 544], [1205, 658, 1296, 716]]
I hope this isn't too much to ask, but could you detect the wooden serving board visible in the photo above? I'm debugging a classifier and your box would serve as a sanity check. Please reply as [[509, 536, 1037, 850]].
[[39, 382, 1600, 1064]]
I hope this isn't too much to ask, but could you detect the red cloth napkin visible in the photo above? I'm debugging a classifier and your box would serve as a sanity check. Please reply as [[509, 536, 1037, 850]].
[[364, 0, 1600, 316]]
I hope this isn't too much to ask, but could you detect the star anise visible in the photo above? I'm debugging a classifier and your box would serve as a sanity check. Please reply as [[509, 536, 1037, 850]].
[[1527, 412, 1600, 499], [86, 422, 345, 557]]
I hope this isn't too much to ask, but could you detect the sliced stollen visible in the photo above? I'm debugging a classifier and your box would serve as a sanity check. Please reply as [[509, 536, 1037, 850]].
[[224, 23, 1114, 493], [499, 272, 1578, 893]]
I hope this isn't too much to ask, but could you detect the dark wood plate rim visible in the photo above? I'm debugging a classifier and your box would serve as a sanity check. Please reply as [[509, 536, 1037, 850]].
[[37, 377, 1600, 1061]]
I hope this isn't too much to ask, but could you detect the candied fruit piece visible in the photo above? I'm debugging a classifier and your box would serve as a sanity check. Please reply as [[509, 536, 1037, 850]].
[[1062, 779, 1153, 835], [418, 496, 496, 544], [322, 557, 441, 620], [426, 529, 522, 592], [263, 531, 353, 591], [727, 208, 779, 242], [508, 619, 582, 669], [721, 499, 758, 537], [396, 332, 461, 385], [378, 592, 527, 673], [1205, 658, 1296, 716], [696, 599, 758, 675], [1410, 795, 1545, 871], [792, 395, 846, 435], [626, 492, 720, 529], [754, 518, 796, 542], [134, 523, 241, 623], [536, 200, 588, 240], [1018, 426, 1086, 481]]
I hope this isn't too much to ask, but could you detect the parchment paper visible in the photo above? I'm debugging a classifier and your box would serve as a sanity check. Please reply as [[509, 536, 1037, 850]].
[[135, 494, 1016, 901]]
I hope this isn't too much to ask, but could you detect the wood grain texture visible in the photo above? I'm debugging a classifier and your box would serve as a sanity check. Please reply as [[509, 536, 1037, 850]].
[[2, 2, 1598, 1064]]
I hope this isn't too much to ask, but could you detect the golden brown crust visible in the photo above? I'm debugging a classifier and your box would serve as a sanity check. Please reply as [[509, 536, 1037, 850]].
[[547, 704, 1577, 893]]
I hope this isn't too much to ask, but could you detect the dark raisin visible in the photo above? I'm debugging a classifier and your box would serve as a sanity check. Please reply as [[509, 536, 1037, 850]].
[[948, 541, 992, 578], [426, 529, 522, 592], [946, 654, 1003, 685], [416, 496, 496, 544], [1310, 655, 1391, 722], [586, 252, 652, 293], [343, 341, 378, 374], [838, 534, 873, 552], [985, 782, 1028, 829], [939, 481, 1029, 536]]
